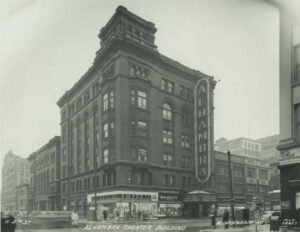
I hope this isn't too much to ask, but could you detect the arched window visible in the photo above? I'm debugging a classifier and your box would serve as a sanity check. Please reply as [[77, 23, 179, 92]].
[[162, 103, 172, 120]]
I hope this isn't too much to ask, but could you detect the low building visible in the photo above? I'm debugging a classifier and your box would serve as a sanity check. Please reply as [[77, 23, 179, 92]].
[[28, 136, 61, 211], [214, 151, 270, 211]]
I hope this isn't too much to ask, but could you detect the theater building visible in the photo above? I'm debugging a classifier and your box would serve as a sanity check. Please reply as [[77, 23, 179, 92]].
[[28, 136, 61, 211], [57, 6, 216, 219]]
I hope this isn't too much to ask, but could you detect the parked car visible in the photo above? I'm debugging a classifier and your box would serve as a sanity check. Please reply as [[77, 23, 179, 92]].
[[261, 211, 280, 224], [1, 212, 17, 232]]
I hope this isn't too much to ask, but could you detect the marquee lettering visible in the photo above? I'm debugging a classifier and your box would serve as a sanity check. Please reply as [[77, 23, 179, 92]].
[[194, 78, 211, 183]]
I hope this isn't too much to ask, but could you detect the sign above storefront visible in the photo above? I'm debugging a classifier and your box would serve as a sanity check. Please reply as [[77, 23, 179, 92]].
[[158, 193, 182, 202], [281, 201, 291, 209], [194, 78, 211, 183]]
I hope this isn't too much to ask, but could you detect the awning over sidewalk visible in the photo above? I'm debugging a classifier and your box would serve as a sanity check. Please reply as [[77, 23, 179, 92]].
[[184, 190, 217, 202]]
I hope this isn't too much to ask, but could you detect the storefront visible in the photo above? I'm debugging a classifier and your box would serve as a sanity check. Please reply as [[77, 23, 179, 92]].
[[157, 192, 183, 218], [87, 190, 158, 220], [182, 190, 217, 218]]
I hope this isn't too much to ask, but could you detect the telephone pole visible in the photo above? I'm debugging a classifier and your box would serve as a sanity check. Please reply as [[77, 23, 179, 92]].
[[227, 151, 235, 225]]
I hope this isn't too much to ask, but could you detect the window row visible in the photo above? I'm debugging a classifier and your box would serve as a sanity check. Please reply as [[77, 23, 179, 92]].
[[161, 78, 193, 100], [61, 88, 112, 121]]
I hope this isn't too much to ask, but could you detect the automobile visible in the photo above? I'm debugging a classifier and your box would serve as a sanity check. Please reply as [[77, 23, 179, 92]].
[[1, 212, 17, 232], [261, 211, 280, 224]]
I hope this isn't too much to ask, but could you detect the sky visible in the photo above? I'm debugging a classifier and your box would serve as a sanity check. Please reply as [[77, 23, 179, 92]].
[[0, 0, 280, 166]]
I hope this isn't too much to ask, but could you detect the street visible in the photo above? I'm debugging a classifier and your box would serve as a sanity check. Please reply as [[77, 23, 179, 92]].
[[15, 219, 271, 232]]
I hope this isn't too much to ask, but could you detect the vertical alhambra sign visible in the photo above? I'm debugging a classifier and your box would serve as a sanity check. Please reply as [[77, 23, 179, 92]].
[[194, 78, 211, 183]]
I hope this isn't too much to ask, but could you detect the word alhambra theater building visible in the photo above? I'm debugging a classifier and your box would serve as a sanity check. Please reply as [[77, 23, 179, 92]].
[[57, 6, 216, 219]]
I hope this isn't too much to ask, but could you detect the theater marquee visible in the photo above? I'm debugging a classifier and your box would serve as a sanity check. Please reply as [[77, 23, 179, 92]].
[[194, 78, 211, 183]]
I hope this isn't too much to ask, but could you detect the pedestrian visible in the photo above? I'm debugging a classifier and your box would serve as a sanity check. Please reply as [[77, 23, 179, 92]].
[[209, 207, 217, 229], [103, 211, 107, 220], [71, 211, 79, 228], [138, 211, 142, 220], [222, 209, 229, 229]]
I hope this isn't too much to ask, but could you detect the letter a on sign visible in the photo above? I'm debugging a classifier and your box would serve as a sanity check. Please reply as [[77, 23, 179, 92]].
[[194, 78, 211, 183]]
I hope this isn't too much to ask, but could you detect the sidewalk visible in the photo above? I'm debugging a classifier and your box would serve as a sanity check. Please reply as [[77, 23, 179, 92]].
[[79, 217, 211, 225]]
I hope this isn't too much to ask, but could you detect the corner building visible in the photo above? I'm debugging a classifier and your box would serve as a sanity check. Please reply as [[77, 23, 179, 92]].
[[57, 6, 215, 219]]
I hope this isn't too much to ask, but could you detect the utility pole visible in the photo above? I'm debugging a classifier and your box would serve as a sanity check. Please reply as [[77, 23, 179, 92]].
[[227, 151, 235, 226]]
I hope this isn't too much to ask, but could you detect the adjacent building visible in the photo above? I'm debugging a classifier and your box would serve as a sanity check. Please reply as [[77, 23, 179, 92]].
[[214, 151, 270, 211], [28, 136, 61, 211], [215, 137, 262, 157], [256, 135, 280, 160], [276, 4, 300, 220], [1, 151, 30, 211], [56, 6, 216, 219]]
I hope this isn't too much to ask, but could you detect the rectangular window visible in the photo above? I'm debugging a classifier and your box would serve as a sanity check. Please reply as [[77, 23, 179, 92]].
[[163, 129, 173, 144], [218, 164, 229, 176], [163, 154, 173, 166], [84, 90, 91, 104], [233, 167, 244, 178], [167, 81, 174, 93], [137, 120, 147, 136], [182, 176, 186, 187], [137, 148, 147, 162], [182, 157, 191, 168], [259, 169, 268, 180], [187, 88, 192, 99], [103, 123, 108, 138], [247, 184, 255, 194], [218, 182, 230, 193], [233, 184, 244, 193], [247, 168, 256, 178], [103, 149, 108, 163], [181, 135, 190, 148], [103, 91, 114, 111], [137, 90, 147, 109], [179, 85, 186, 97], [161, 78, 167, 90], [103, 93, 108, 111]]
